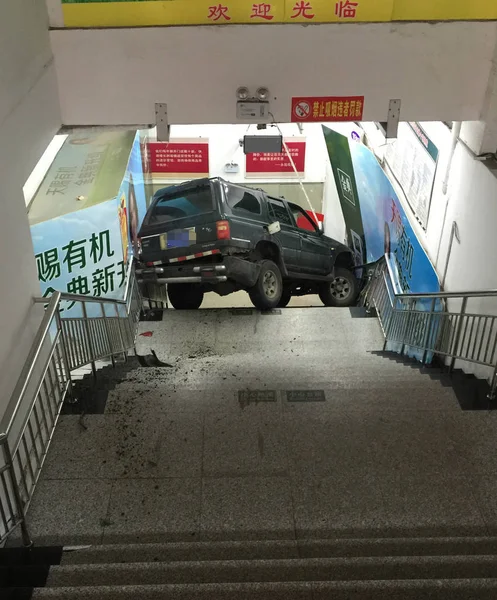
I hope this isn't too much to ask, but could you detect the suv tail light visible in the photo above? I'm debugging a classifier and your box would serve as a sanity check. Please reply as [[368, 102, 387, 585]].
[[216, 220, 231, 240]]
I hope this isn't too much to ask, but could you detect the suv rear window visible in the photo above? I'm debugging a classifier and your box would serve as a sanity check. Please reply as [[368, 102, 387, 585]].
[[149, 185, 214, 224], [226, 187, 261, 215], [268, 198, 293, 226]]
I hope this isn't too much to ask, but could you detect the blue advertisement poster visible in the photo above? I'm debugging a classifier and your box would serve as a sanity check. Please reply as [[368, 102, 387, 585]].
[[323, 126, 441, 360], [117, 132, 148, 264], [31, 200, 126, 316], [29, 131, 146, 316]]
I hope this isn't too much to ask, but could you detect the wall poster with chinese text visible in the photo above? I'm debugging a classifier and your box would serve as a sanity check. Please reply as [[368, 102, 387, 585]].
[[245, 139, 306, 177], [148, 140, 209, 178], [324, 125, 439, 294], [323, 125, 440, 362], [29, 131, 146, 317]]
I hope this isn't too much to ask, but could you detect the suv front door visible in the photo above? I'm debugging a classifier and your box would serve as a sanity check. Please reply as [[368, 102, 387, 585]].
[[287, 202, 331, 275], [266, 197, 301, 272]]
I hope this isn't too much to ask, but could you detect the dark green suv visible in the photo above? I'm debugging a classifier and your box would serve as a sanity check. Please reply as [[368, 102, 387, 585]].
[[137, 177, 358, 310]]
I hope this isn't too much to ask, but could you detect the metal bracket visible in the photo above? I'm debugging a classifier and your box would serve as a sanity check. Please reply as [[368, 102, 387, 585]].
[[378, 99, 401, 139], [441, 221, 460, 289], [155, 103, 169, 142]]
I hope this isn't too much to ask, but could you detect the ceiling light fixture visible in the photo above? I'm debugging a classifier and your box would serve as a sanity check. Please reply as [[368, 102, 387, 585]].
[[236, 87, 250, 100], [256, 87, 270, 101]]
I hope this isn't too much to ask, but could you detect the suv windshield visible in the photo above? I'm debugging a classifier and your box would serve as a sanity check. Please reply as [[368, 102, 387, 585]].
[[149, 184, 214, 225]]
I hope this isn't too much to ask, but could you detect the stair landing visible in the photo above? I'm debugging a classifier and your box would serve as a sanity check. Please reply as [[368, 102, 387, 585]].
[[16, 307, 497, 545]]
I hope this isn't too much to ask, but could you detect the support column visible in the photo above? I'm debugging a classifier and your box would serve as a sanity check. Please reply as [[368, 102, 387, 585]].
[[0, 0, 61, 418], [461, 28, 497, 155]]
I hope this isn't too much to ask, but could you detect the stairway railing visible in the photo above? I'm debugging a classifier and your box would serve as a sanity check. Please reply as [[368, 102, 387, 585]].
[[0, 263, 141, 547], [364, 256, 497, 399]]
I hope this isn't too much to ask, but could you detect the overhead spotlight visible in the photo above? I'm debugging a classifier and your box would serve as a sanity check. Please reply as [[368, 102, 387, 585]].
[[236, 87, 250, 100], [256, 87, 270, 101]]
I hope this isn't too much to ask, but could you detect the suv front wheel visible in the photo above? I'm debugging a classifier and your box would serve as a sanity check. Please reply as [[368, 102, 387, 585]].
[[249, 260, 282, 310], [319, 267, 358, 307]]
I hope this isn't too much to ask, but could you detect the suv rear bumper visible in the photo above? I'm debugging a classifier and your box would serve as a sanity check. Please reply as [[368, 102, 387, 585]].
[[136, 256, 260, 288]]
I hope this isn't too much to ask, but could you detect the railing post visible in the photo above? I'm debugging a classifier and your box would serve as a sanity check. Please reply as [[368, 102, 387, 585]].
[[100, 303, 115, 368], [81, 302, 97, 379], [1, 438, 32, 547], [449, 297, 468, 373], [421, 298, 437, 365], [382, 301, 391, 351], [488, 367, 497, 400], [400, 299, 414, 356], [381, 297, 393, 352], [114, 304, 128, 362], [55, 310, 73, 401]]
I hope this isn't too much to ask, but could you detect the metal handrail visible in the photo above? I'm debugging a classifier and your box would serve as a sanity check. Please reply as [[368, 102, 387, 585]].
[[396, 289, 497, 300], [0, 264, 142, 547], [0, 293, 61, 437], [365, 256, 497, 399]]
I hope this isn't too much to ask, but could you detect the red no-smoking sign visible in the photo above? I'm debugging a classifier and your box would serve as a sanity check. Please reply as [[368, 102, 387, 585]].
[[291, 96, 365, 123], [293, 100, 311, 120]]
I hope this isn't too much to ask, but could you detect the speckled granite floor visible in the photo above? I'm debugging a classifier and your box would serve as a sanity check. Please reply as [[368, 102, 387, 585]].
[[22, 307, 497, 545]]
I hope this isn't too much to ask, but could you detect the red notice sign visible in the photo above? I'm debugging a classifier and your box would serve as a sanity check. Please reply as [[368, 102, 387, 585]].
[[148, 141, 209, 176], [291, 96, 364, 122], [245, 141, 306, 176]]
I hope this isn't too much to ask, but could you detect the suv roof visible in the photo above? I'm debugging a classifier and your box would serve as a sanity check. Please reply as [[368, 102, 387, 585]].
[[153, 178, 287, 203]]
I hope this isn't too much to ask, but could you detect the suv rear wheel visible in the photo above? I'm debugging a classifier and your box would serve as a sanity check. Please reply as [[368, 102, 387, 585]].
[[277, 288, 292, 308], [168, 283, 204, 310], [319, 267, 358, 307], [249, 260, 282, 310]]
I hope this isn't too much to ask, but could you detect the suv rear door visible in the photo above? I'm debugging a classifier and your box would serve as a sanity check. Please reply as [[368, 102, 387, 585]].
[[222, 183, 266, 246], [139, 180, 222, 262], [266, 197, 301, 272], [287, 202, 332, 275]]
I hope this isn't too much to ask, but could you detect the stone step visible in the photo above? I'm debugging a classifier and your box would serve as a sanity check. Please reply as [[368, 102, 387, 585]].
[[61, 541, 299, 565], [44, 556, 497, 587], [60, 537, 497, 565], [28, 579, 497, 600]]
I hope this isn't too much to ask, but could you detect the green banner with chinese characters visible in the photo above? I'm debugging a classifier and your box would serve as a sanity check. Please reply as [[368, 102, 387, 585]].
[[323, 126, 365, 266]]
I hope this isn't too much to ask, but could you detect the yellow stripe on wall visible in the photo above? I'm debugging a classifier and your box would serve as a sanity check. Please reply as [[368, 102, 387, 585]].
[[61, 0, 497, 28], [62, 1, 285, 28], [393, 0, 497, 21]]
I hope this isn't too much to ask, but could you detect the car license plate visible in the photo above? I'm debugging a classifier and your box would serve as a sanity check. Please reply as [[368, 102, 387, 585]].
[[159, 228, 196, 250]]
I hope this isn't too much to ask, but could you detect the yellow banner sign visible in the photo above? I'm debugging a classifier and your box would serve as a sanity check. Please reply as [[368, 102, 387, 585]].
[[61, 0, 497, 28]]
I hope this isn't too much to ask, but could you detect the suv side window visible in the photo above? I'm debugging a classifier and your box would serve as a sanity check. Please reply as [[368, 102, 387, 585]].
[[226, 186, 262, 215], [288, 202, 320, 233], [267, 198, 293, 226]]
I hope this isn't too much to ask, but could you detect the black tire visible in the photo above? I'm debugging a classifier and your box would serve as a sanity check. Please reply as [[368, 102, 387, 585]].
[[168, 283, 204, 310], [277, 288, 292, 308], [319, 267, 359, 307], [249, 260, 283, 310]]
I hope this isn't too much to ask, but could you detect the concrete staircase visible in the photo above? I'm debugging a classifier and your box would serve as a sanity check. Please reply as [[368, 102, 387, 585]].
[[5, 538, 497, 598], [6, 306, 497, 599]]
